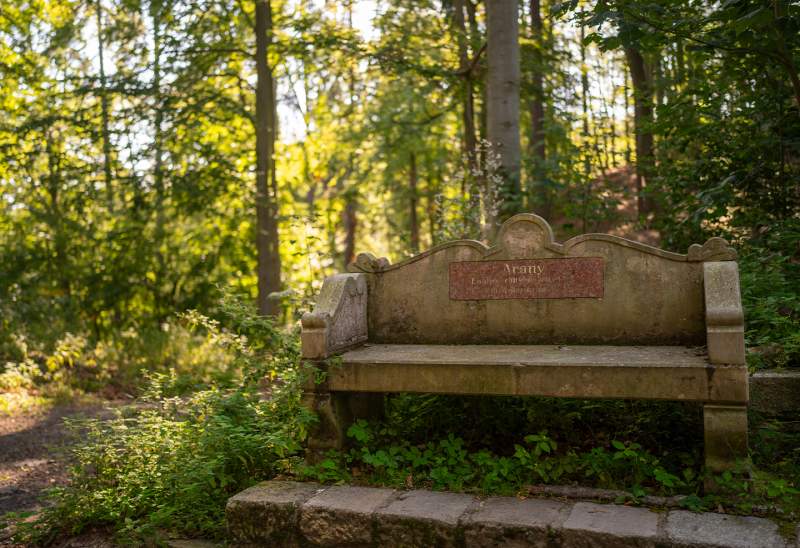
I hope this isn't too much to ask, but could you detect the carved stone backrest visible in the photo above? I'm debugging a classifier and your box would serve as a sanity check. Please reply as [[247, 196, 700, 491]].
[[301, 274, 368, 359], [346, 214, 742, 361]]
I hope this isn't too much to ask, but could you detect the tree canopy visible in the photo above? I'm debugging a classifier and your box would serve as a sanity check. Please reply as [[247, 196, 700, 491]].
[[1, 0, 798, 351]]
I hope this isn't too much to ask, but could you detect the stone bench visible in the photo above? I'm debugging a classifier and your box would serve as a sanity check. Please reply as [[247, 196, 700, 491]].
[[300, 214, 748, 473]]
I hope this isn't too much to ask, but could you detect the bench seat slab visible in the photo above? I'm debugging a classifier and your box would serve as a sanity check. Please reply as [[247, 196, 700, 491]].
[[330, 344, 747, 404]]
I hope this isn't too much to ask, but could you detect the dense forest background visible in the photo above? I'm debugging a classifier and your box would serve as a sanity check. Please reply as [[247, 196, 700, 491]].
[[2, 1, 800, 542], [1, 0, 799, 371]]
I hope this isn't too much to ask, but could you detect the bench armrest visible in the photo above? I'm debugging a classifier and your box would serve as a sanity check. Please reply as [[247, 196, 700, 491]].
[[703, 262, 745, 365], [301, 273, 368, 359]]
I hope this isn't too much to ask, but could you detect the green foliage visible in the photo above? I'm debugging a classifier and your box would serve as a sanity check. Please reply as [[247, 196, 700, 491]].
[[301, 395, 706, 496], [739, 221, 800, 369], [300, 400, 800, 519], [0, 314, 242, 408], [13, 295, 315, 544], [301, 418, 696, 497], [2, 0, 799, 541]]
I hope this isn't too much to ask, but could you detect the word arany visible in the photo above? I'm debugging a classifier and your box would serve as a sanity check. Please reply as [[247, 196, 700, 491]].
[[449, 257, 604, 300], [504, 263, 544, 275]]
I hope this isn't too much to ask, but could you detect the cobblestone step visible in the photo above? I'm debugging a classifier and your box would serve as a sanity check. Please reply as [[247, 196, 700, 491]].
[[226, 480, 798, 547]]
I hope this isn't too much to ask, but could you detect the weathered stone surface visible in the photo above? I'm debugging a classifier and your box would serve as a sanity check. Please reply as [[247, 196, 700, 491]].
[[687, 237, 738, 262], [166, 541, 219, 548], [462, 496, 570, 547], [750, 369, 800, 417], [665, 510, 789, 548], [373, 489, 474, 547], [303, 391, 386, 463], [561, 502, 660, 547], [301, 273, 367, 359], [331, 344, 747, 403], [703, 404, 748, 472], [357, 214, 713, 346], [301, 213, 748, 482], [227, 482, 796, 548], [703, 262, 746, 365], [226, 481, 324, 546], [449, 257, 604, 300], [299, 485, 395, 546]]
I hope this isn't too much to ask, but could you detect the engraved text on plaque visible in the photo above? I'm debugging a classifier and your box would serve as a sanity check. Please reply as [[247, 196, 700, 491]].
[[449, 257, 604, 300]]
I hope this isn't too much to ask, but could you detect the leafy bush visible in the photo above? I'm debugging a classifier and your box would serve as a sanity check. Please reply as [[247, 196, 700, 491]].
[[0, 313, 246, 413], [301, 419, 695, 498], [15, 295, 315, 544], [739, 220, 800, 370]]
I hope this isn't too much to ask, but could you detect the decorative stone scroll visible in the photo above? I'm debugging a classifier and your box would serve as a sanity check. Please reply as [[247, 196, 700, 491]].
[[687, 237, 738, 262], [349, 253, 391, 273]]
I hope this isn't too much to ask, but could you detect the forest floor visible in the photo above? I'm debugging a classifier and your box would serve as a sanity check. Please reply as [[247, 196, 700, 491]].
[[0, 400, 121, 547]]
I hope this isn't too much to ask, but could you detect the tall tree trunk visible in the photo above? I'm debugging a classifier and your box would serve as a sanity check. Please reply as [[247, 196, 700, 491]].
[[653, 56, 665, 108], [609, 78, 618, 168], [151, 0, 167, 315], [528, 0, 547, 217], [340, 1, 359, 269], [255, 0, 282, 316], [466, 0, 487, 234], [45, 131, 70, 301], [580, 25, 591, 178], [486, 0, 521, 232], [152, 2, 163, 214], [342, 193, 356, 268], [600, 89, 612, 170], [453, 0, 477, 195], [427, 165, 440, 245], [95, 0, 113, 211], [623, 67, 632, 166], [675, 38, 685, 86], [624, 45, 655, 216], [466, 0, 486, 149], [408, 151, 420, 254], [580, 24, 591, 232]]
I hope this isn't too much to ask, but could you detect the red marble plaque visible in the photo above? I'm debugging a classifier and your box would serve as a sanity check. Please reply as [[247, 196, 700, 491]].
[[449, 257, 604, 300]]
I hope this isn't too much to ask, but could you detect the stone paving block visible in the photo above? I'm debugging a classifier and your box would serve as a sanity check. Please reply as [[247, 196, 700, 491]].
[[374, 489, 474, 547], [750, 369, 800, 417], [665, 510, 789, 548], [561, 501, 660, 548], [462, 496, 570, 547], [299, 485, 396, 546], [166, 541, 219, 548], [226, 480, 324, 546]]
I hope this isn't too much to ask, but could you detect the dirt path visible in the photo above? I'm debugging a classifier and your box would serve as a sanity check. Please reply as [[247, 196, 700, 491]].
[[0, 401, 127, 546], [0, 403, 119, 516], [0, 401, 218, 547]]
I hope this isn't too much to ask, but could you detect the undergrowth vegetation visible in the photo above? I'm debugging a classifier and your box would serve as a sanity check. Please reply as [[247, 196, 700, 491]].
[[739, 220, 800, 370], [0, 316, 238, 414], [2, 0, 799, 543], [1, 218, 799, 543], [300, 396, 800, 518], [7, 295, 315, 544], [1, 285, 799, 544]]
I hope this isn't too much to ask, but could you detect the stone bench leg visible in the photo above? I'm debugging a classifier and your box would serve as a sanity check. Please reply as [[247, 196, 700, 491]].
[[303, 373, 383, 464], [703, 404, 748, 474]]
